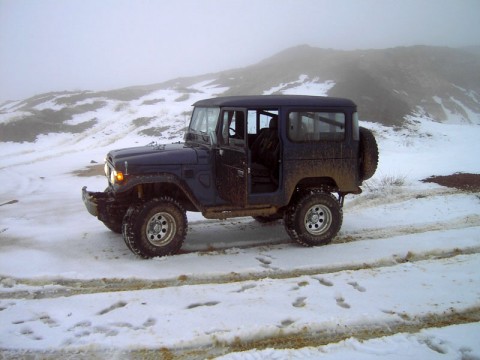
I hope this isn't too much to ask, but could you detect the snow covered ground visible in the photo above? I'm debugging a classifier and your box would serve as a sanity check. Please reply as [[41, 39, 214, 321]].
[[1, 82, 480, 359]]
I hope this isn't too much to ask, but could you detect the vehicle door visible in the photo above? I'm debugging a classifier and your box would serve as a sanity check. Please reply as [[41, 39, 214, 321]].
[[215, 108, 248, 206]]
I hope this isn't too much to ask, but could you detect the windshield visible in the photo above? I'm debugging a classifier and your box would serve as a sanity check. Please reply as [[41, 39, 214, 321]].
[[189, 107, 220, 134]]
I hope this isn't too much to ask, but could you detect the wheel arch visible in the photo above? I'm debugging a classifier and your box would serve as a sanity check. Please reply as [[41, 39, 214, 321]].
[[117, 174, 203, 212], [296, 177, 338, 191], [287, 177, 339, 205], [141, 181, 200, 213]]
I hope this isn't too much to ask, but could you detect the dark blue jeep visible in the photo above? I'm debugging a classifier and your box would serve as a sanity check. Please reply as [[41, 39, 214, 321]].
[[82, 95, 378, 258]]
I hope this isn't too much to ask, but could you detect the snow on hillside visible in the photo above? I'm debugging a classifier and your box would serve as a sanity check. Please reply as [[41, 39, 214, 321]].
[[0, 80, 480, 359], [263, 74, 335, 96]]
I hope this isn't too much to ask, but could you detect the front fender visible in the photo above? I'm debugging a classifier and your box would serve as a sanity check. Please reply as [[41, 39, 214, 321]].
[[114, 173, 204, 212]]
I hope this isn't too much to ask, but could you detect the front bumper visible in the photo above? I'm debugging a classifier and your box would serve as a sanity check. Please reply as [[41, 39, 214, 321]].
[[83, 186, 129, 225], [82, 186, 107, 217], [81, 158, 120, 216]]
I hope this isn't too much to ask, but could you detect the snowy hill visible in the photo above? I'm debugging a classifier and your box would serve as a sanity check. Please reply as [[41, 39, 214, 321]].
[[1, 45, 480, 144], [249, 45, 480, 125], [1, 46, 480, 358]]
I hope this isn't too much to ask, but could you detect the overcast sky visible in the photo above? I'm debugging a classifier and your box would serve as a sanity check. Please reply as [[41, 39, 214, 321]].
[[1, 0, 479, 102]]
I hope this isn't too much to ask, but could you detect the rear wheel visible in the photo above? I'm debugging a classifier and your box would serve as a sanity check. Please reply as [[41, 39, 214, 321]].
[[284, 191, 342, 247], [122, 197, 187, 258]]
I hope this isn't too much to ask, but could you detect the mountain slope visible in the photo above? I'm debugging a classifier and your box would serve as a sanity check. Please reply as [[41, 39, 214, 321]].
[[1, 45, 479, 142], [218, 45, 480, 125]]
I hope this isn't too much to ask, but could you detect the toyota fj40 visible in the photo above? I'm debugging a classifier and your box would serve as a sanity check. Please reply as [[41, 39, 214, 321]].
[[82, 95, 378, 258]]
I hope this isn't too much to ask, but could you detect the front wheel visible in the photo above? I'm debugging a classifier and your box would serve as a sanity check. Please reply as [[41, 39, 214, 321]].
[[284, 192, 342, 247], [122, 197, 187, 258]]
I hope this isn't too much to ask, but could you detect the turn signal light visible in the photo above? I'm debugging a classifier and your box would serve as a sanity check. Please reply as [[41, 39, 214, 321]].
[[115, 171, 124, 182]]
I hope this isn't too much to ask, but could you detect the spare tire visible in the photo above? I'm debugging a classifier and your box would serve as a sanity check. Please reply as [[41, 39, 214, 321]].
[[359, 127, 379, 181]]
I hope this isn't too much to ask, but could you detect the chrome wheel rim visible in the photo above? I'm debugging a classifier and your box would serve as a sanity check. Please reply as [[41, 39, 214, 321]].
[[145, 212, 176, 246], [304, 204, 332, 235]]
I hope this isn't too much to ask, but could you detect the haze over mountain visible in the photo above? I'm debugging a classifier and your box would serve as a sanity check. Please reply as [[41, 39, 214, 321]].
[[1, 45, 479, 143]]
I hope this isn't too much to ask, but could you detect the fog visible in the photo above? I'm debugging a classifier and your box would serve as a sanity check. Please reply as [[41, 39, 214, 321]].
[[1, 0, 479, 102]]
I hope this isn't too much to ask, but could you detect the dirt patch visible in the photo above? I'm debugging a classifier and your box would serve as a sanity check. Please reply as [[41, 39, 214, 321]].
[[422, 173, 480, 192], [72, 164, 104, 177]]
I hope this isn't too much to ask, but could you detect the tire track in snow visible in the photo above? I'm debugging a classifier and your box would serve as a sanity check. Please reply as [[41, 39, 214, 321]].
[[157, 307, 480, 360], [4, 308, 480, 360], [183, 213, 480, 253], [2, 191, 479, 300], [2, 239, 480, 300], [336, 214, 480, 244], [142, 307, 480, 360], [2, 274, 480, 360]]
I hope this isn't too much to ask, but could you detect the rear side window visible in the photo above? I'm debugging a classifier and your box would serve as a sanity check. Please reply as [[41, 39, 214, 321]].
[[247, 109, 278, 135], [288, 111, 345, 142]]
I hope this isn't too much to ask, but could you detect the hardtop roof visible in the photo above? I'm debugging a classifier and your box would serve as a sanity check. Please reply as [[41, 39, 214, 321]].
[[192, 95, 356, 109]]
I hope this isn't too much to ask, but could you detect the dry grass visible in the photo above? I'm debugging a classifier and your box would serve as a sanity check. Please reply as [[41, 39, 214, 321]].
[[364, 174, 407, 193]]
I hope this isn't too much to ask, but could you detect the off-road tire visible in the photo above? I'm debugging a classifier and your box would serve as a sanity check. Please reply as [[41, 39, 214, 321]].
[[284, 191, 342, 247], [359, 127, 379, 181], [122, 197, 187, 259]]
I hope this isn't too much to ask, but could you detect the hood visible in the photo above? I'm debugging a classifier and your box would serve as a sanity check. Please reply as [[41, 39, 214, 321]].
[[107, 143, 199, 170]]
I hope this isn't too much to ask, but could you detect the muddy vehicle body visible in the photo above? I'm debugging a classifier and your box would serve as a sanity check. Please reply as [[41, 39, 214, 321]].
[[82, 95, 378, 258]]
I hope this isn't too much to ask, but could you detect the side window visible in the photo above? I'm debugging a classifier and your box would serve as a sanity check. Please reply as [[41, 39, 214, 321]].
[[220, 110, 245, 147], [247, 109, 279, 135], [247, 110, 257, 134], [288, 111, 345, 142]]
